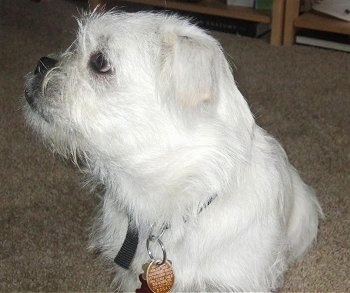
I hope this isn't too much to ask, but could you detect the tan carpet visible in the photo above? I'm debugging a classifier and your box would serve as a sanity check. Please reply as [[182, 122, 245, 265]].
[[0, 0, 349, 291]]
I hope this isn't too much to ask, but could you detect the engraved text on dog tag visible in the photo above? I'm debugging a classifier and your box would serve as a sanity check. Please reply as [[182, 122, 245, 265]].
[[143, 260, 174, 293]]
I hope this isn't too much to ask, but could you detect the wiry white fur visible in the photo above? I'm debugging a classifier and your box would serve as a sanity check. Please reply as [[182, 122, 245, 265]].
[[23, 11, 323, 292]]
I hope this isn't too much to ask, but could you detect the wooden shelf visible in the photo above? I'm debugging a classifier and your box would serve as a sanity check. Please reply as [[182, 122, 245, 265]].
[[119, 0, 285, 45], [295, 11, 350, 35], [100, 0, 285, 45], [122, 0, 271, 23], [283, 0, 350, 45]]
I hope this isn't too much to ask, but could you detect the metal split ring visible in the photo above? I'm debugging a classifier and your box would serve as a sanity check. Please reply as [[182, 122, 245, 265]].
[[146, 235, 167, 265]]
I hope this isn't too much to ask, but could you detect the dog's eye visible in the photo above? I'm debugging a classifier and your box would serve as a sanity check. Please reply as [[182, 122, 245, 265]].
[[90, 52, 112, 74]]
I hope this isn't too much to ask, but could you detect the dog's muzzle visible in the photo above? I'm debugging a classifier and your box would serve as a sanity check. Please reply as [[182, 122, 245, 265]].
[[24, 56, 57, 106]]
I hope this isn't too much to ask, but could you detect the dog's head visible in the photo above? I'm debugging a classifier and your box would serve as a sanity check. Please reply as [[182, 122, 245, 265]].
[[24, 11, 253, 172]]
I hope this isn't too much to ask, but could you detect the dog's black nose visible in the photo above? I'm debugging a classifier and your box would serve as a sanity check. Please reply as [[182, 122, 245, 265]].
[[34, 56, 57, 75]]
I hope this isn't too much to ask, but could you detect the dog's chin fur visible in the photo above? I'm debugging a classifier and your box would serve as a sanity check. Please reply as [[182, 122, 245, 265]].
[[23, 11, 323, 292]]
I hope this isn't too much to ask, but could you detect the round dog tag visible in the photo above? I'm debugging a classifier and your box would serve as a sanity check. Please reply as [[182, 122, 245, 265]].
[[145, 259, 174, 293]]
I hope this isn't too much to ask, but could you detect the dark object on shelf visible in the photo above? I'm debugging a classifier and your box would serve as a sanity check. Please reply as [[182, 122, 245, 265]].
[[296, 28, 350, 52], [188, 11, 270, 36], [255, 0, 273, 10], [118, 3, 270, 37]]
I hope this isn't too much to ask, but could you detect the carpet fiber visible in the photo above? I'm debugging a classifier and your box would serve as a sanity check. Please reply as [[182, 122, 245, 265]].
[[0, 0, 349, 291]]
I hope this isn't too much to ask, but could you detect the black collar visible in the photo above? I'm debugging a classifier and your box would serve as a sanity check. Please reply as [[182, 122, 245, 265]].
[[114, 218, 139, 269]]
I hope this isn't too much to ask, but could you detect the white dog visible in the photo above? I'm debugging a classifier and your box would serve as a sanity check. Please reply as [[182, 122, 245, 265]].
[[23, 11, 322, 292]]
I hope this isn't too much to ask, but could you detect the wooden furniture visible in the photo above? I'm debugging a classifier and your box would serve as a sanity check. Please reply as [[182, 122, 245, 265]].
[[283, 0, 350, 45], [91, 0, 286, 46]]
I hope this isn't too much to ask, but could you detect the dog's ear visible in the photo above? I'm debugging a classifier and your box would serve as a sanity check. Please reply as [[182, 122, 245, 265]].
[[158, 24, 226, 108]]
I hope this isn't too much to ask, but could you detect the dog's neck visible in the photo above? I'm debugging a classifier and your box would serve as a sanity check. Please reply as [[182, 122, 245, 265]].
[[88, 146, 228, 228], [87, 119, 254, 227], [108, 167, 218, 227]]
